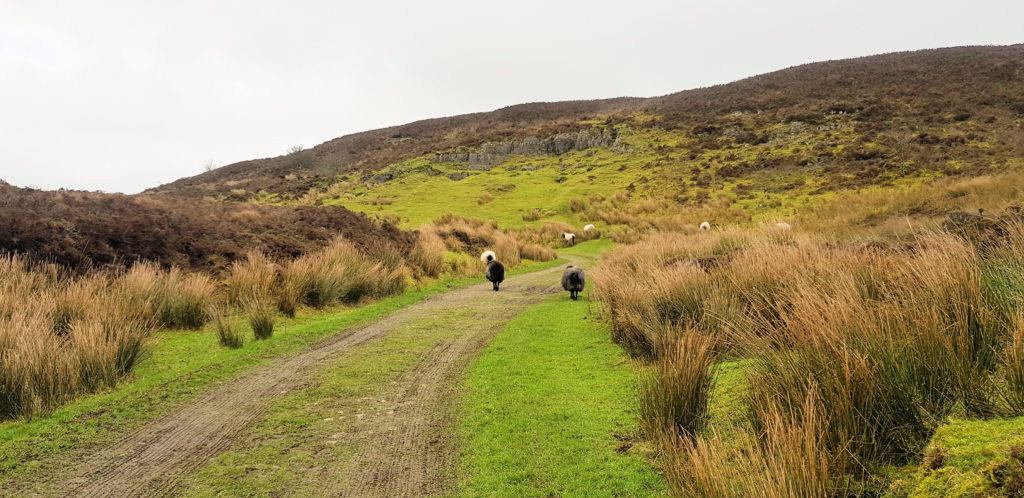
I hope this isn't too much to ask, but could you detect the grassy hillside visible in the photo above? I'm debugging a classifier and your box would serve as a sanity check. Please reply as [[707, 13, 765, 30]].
[[149, 45, 1024, 233]]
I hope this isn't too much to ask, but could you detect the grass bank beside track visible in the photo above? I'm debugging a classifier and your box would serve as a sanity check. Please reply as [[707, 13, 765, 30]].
[[0, 257, 563, 488]]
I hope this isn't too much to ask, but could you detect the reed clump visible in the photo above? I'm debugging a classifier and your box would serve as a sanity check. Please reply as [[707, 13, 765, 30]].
[[595, 220, 1024, 491], [0, 255, 154, 419]]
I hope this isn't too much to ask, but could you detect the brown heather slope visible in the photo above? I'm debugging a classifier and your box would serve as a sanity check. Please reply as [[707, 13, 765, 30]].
[[148, 45, 1024, 199], [0, 181, 413, 273]]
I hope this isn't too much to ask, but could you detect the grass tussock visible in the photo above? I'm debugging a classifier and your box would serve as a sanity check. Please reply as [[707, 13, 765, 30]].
[[210, 306, 244, 349], [594, 216, 1024, 491], [118, 263, 216, 330], [284, 237, 406, 308], [410, 226, 447, 278], [245, 296, 275, 340], [0, 255, 154, 419], [519, 243, 556, 262], [659, 390, 832, 497], [1003, 323, 1024, 414], [639, 329, 717, 439]]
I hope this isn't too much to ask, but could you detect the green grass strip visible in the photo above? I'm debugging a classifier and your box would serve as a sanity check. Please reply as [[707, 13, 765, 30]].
[[457, 297, 667, 496]]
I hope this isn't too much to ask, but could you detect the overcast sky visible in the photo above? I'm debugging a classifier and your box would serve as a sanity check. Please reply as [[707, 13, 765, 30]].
[[1, 1, 1022, 193]]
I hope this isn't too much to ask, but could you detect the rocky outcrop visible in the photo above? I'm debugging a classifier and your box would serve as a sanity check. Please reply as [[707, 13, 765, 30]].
[[431, 128, 618, 168], [447, 172, 474, 181]]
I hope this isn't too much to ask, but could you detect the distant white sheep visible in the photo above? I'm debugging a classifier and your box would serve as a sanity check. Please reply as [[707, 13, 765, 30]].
[[480, 250, 497, 263], [775, 222, 792, 230], [699, 221, 711, 231], [562, 232, 576, 246], [583, 224, 596, 232]]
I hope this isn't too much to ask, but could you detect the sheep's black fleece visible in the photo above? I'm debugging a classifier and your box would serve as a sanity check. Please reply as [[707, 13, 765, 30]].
[[486, 261, 505, 291], [562, 266, 585, 300]]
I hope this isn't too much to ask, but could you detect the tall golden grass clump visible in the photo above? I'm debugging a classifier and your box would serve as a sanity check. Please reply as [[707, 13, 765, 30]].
[[210, 306, 244, 349], [410, 226, 447, 278], [117, 263, 216, 330], [639, 330, 717, 439], [0, 256, 153, 418], [522, 208, 542, 222], [225, 252, 278, 306], [659, 391, 832, 497], [245, 296, 275, 340], [283, 237, 405, 308], [227, 252, 279, 340], [519, 243, 556, 262], [1003, 322, 1024, 414], [595, 220, 1024, 489]]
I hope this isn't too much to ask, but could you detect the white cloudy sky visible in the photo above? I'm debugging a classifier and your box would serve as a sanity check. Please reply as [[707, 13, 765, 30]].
[[1, 1, 1022, 193]]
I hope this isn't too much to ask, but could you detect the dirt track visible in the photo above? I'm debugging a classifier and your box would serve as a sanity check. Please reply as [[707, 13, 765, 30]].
[[49, 257, 583, 497]]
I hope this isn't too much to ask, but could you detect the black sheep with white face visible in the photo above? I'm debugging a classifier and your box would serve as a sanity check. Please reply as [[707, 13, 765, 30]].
[[561, 265, 585, 300], [483, 252, 505, 291]]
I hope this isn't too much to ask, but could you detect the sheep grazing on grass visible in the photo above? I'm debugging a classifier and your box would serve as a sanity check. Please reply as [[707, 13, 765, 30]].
[[482, 251, 505, 291], [583, 224, 596, 232], [775, 222, 792, 230], [561, 265, 585, 300], [562, 233, 577, 246], [699, 221, 711, 231]]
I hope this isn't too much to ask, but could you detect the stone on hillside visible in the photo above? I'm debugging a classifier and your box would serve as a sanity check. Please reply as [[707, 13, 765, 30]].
[[447, 172, 472, 181]]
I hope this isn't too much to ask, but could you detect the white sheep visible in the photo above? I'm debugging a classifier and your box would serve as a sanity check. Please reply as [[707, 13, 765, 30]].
[[775, 222, 792, 230], [480, 250, 497, 263], [562, 232, 577, 246], [583, 224, 596, 232], [699, 221, 711, 231]]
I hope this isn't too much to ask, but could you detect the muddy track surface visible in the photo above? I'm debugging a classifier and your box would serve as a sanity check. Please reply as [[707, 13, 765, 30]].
[[46, 256, 585, 497]]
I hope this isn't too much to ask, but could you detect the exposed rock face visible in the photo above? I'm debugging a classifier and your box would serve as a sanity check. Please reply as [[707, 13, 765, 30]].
[[447, 172, 473, 181], [431, 128, 618, 168], [360, 172, 396, 183]]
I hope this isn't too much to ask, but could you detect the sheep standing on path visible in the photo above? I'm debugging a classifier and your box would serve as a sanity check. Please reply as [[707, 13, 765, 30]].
[[482, 251, 505, 291], [561, 265, 585, 300], [562, 233, 576, 246]]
